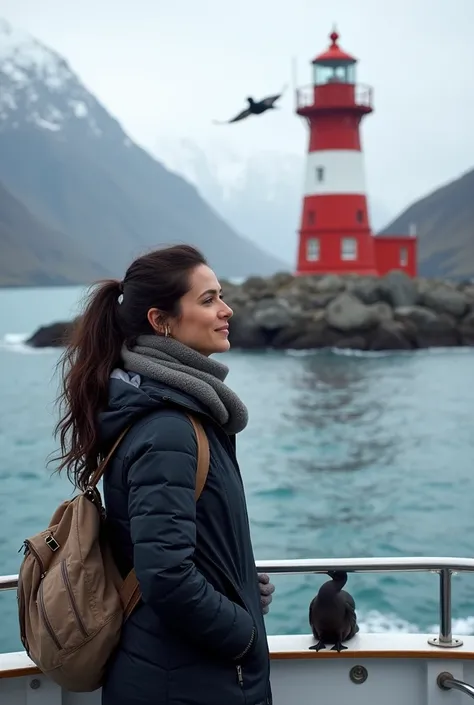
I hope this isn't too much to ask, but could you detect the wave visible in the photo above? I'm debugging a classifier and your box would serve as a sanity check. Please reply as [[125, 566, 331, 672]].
[[0, 332, 57, 354], [285, 346, 474, 358], [357, 610, 474, 635]]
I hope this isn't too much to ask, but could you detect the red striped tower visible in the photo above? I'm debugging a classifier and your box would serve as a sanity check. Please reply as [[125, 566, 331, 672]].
[[295, 29, 377, 276]]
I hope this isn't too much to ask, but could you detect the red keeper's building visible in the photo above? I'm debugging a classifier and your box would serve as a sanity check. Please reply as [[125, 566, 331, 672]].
[[295, 29, 417, 277]]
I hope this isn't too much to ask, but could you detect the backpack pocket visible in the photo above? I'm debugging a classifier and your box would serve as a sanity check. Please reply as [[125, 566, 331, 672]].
[[60, 559, 89, 639]]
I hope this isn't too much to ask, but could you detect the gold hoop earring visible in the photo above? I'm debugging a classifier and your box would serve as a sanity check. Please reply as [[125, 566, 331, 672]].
[[164, 324, 171, 338]]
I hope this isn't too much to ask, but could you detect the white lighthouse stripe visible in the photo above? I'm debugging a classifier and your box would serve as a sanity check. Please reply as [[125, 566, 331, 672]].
[[303, 150, 367, 196]]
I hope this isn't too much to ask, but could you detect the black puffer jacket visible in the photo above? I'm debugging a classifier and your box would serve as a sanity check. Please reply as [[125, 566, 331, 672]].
[[99, 374, 271, 705]]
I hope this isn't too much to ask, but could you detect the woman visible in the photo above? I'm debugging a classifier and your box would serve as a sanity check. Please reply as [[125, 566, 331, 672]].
[[55, 244, 274, 705]]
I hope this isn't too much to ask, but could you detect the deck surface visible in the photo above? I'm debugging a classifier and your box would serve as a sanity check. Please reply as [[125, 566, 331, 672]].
[[2, 633, 474, 678]]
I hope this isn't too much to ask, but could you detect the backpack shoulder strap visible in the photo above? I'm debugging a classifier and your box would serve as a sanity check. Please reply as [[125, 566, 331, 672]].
[[88, 426, 130, 489], [121, 413, 210, 619], [186, 413, 210, 501]]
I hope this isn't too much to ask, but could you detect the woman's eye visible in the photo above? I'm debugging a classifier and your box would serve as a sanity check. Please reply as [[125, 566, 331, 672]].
[[203, 295, 223, 305]]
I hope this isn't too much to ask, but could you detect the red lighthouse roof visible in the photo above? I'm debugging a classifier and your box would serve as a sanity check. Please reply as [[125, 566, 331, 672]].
[[312, 29, 356, 64]]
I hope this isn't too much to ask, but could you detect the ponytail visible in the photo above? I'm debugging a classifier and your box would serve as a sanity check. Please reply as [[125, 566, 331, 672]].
[[52, 244, 207, 490], [53, 279, 124, 490]]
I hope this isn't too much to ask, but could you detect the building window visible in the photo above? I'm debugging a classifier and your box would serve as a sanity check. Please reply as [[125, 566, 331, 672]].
[[341, 237, 357, 261], [316, 166, 324, 182], [400, 246, 408, 266], [356, 209, 363, 223], [308, 210, 315, 225], [307, 238, 320, 261]]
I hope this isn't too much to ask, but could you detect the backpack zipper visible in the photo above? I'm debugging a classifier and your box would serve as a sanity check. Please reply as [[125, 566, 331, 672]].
[[236, 664, 244, 687], [16, 567, 30, 654], [25, 540, 62, 649], [61, 560, 88, 638], [38, 580, 62, 649]]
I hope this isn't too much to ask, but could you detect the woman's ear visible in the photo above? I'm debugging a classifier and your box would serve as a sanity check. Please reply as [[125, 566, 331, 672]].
[[147, 308, 166, 334]]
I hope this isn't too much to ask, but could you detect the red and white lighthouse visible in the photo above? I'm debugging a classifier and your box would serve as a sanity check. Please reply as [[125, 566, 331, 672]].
[[295, 29, 417, 277]]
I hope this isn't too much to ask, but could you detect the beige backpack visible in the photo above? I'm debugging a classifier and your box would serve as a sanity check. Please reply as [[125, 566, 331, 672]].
[[17, 413, 210, 692]]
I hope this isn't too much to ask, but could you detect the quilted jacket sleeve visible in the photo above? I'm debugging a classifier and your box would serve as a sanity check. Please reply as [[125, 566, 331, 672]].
[[126, 412, 256, 659]]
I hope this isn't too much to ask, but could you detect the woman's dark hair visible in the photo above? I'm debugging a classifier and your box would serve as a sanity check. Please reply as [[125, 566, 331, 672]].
[[53, 244, 207, 490]]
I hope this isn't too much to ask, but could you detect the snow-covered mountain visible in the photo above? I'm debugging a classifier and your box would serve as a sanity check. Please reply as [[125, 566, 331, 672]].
[[0, 18, 286, 286], [0, 18, 120, 140]]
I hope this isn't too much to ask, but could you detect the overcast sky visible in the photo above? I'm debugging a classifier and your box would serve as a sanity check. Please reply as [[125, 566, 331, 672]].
[[2, 0, 474, 221]]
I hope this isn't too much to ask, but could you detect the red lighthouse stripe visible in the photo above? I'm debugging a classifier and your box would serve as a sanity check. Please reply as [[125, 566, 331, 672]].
[[296, 229, 377, 276], [301, 194, 370, 231], [308, 113, 363, 151]]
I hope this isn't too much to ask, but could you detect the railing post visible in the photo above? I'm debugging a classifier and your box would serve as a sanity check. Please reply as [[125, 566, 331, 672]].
[[440, 569, 452, 644], [427, 569, 463, 648]]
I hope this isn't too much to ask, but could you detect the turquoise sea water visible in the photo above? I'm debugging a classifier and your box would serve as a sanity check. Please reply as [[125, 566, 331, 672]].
[[1, 286, 474, 654]]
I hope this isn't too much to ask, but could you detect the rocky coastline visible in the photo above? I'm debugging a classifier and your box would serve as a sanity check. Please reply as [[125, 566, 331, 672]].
[[26, 271, 474, 351]]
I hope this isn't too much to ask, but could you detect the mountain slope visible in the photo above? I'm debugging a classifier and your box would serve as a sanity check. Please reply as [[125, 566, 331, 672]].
[[0, 18, 286, 283], [0, 178, 106, 286], [379, 167, 474, 279]]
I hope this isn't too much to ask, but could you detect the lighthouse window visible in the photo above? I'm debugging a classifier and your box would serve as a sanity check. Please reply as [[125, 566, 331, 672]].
[[313, 63, 356, 86], [316, 166, 324, 182], [356, 209, 364, 223], [400, 247, 408, 266], [307, 238, 320, 261], [341, 237, 357, 261], [308, 210, 315, 225]]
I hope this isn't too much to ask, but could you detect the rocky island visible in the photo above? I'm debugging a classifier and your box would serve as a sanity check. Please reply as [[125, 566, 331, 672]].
[[27, 271, 474, 351]]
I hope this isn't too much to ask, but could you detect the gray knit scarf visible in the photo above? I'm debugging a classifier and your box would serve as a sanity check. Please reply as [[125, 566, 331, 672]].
[[121, 334, 248, 434]]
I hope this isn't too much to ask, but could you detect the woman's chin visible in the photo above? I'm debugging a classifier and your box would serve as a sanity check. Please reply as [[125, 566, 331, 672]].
[[212, 337, 231, 354]]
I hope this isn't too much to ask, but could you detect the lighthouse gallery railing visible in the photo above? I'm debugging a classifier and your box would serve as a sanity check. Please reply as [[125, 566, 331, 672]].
[[296, 83, 373, 110], [1, 556, 473, 649]]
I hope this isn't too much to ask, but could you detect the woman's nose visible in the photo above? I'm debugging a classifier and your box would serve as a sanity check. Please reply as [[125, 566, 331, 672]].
[[221, 302, 233, 318]]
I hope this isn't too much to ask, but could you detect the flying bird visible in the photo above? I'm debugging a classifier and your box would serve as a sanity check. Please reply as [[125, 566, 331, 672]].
[[213, 87, 286, 124], [308, 570, 359, 652]]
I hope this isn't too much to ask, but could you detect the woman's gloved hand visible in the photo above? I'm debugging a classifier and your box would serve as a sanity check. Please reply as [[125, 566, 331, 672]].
[[258, 573, 275, 615]]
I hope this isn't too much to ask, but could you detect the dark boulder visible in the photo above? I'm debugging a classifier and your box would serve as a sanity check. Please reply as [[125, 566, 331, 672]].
[[26, 320, 75, 348]]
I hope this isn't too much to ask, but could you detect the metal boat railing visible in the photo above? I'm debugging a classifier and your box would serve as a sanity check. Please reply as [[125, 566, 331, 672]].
[[2, 556, 474, 649], [437, 671, 474, 697]]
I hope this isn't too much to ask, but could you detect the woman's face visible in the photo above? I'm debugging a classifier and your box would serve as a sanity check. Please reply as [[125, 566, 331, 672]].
[[148, 264, 233, 356]]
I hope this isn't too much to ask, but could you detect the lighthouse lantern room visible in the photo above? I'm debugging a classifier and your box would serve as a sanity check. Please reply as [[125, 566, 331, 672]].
[[295, 29, 416, 278]]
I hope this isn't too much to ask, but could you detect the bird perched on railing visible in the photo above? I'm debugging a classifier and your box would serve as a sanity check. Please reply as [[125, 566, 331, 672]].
[[308, 570, 359, 652], [213, 87, 286, 124]]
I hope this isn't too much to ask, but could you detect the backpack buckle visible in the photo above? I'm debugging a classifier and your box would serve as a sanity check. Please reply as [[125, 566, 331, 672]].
[[85, 486, 101, 506], [84, 486, 106, 520], [45, 535, 60, 552]]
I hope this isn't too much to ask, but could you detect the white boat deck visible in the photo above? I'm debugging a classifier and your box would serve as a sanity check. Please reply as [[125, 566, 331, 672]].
[[2, 633, 474, 704]]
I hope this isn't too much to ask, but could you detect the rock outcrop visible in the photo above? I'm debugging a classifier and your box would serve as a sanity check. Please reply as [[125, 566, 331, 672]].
[[26, 320, 76, 348], [26, 272, 474, 351], [223, 271, 474, 351]]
